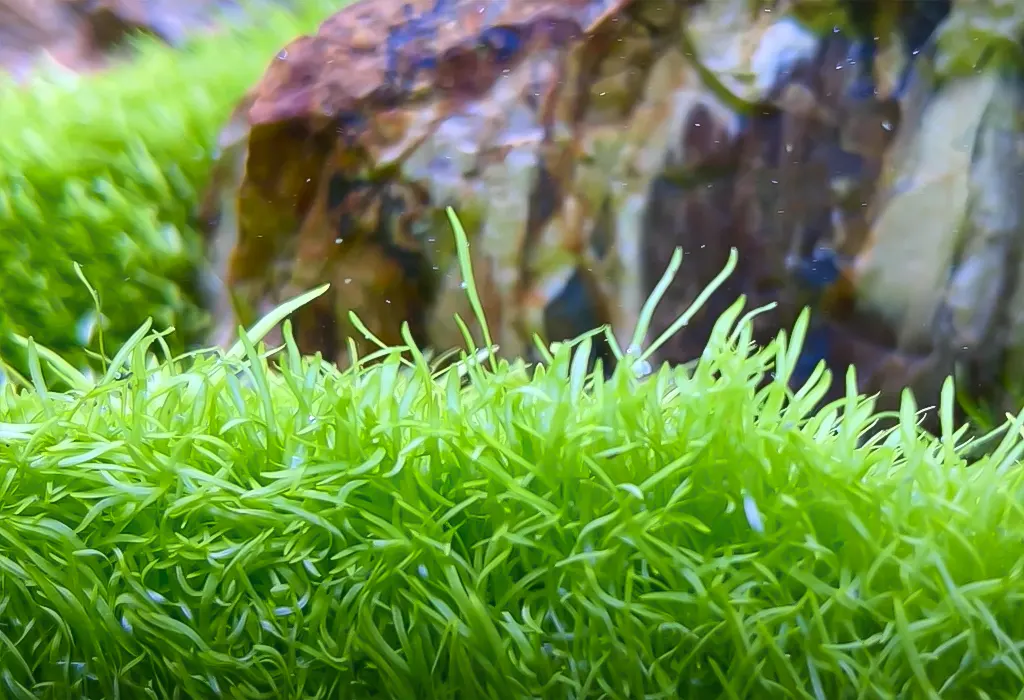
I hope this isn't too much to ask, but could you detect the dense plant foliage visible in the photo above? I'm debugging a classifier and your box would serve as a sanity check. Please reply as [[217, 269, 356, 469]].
[[2, 1, 1023, 693], [1, 216, 1022, 698]]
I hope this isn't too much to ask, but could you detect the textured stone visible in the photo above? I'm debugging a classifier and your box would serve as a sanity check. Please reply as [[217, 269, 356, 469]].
[[844, 49, 1024, 416], [201, 0, 1024, 418], [203, 1, 873, 362]]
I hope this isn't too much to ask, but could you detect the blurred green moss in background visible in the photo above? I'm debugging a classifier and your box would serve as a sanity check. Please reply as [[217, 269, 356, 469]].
[[0, 1, 342, 386]]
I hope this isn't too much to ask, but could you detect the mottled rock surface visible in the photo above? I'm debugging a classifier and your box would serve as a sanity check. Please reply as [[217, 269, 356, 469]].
[[821, 0, 1024, 418], [202, 0, 1024, 418]]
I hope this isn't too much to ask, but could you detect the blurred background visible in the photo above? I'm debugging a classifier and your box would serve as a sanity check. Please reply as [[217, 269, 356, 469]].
[[0, 0, 1022, 433]]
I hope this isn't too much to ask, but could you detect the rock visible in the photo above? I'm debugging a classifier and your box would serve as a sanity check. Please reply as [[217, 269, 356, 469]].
[[202, 0, 868, 362], [201, 0, 1024, 419], [841, 25, 1024, 417], [0, 0, 286, 80]]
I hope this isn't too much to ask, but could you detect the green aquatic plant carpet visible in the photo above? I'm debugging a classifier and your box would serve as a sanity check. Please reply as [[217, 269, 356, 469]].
[[0, 1, 343, 386], [1, 215, 1023, 698], [2, 0, 1024, 696]]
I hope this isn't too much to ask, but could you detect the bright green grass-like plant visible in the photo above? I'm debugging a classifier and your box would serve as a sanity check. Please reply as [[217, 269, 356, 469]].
[[0, 0, 344, 384], [1, 211, 1024, 698]]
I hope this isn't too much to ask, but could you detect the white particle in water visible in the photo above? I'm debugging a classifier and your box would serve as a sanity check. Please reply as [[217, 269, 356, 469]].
[[743, 493, 765, 534], [344, 278, 352, 284], [209, 545, 239, 560], [632, 358, 652, 379], [76, 311, 99, 345]]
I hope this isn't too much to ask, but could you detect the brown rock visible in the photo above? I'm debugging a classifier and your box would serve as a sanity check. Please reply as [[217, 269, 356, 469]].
[[207, 0, 1022, 421], [202, 0, 881, 367]]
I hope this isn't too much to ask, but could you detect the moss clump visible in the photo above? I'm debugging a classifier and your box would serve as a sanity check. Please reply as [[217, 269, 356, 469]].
[[0, 1, 342, 386], [0, 213, 1022, 698]]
